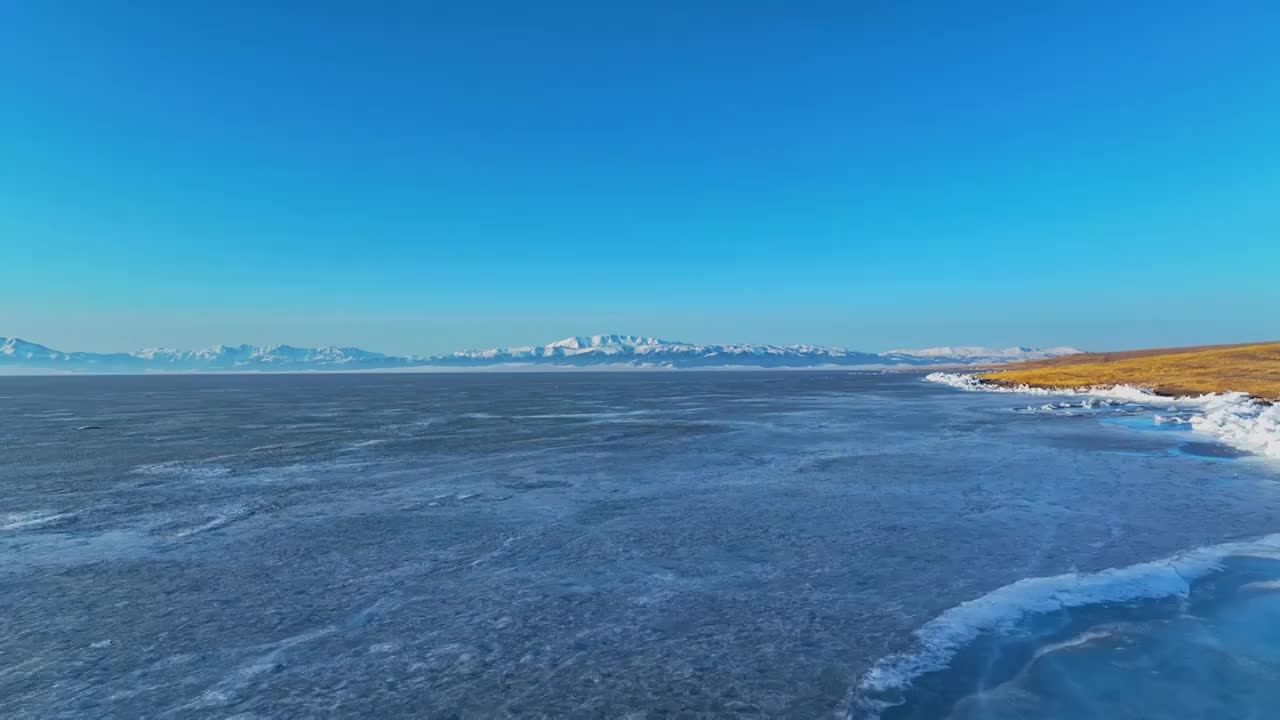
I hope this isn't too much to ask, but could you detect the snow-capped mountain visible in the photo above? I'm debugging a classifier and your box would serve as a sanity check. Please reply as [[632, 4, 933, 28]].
[[1, 337, 139, 370], [0, 338, 412, 373], [2, 337, 68, 362], [431, 336, 1081, 369], [433, 335, 890, 368], [133, 344, 400, 368], [0, 335, 1082, 373]]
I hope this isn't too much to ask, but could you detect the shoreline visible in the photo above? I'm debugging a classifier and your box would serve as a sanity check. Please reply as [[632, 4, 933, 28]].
[[925, 367, 1280, 461]]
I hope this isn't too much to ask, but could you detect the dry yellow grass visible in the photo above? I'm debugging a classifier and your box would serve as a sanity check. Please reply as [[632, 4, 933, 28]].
[[979, 342, 1280, 400]]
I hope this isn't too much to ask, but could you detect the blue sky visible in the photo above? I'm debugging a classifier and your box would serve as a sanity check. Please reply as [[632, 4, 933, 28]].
[[3, 2, 1278, 355]]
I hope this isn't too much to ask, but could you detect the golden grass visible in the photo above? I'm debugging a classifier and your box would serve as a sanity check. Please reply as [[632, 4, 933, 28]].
[[979, 342, 1280, 400]]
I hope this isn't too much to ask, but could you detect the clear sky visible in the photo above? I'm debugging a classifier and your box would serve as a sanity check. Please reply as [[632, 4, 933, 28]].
[[3, 2, 1278, 355]]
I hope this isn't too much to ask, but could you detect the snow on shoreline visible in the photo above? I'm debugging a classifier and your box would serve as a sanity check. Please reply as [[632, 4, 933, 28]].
[[924, 372, 1280, 460]]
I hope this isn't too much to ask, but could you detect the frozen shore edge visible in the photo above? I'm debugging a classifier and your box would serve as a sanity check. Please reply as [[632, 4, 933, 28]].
[[839, 373, 1280, 719], [924, 372, 1280, 460]]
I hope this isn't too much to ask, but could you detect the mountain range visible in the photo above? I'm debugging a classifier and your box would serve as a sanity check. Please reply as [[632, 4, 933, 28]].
[[0, 334, 1082, 373]]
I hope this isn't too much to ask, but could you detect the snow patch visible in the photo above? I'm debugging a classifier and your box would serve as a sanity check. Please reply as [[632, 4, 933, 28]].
[[133, 461, 234, 479], [1190, 393, 1280, 460], [0, 510, 75, 530]]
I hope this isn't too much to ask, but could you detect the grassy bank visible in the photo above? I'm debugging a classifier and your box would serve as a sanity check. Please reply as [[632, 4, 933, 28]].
[[979, 342, 1280, 400]]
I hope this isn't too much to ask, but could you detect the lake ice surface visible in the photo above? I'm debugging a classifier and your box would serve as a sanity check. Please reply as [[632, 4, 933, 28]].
[[2, 371, 1278, 718]]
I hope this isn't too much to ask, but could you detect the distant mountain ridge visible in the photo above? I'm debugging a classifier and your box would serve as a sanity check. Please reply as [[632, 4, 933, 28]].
[[0, 335, 1082, 373], [887, 345, 1084, 360]]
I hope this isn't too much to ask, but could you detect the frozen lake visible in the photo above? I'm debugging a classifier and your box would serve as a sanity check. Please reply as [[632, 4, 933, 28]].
[[3, 371, 1278, 718]]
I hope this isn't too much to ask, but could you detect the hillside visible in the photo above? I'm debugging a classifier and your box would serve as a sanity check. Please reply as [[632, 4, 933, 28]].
[[980, 342, 1280, 400]]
